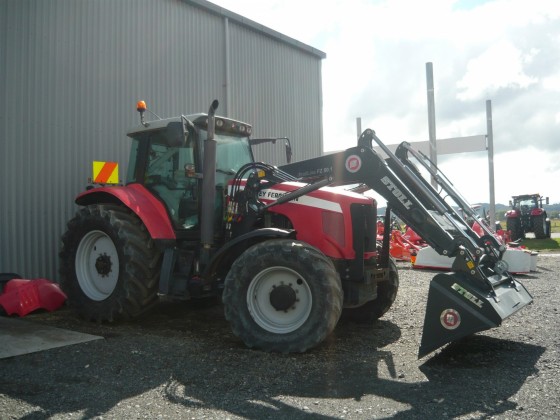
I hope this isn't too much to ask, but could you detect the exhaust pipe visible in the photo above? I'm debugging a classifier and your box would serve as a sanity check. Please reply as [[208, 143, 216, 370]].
[[200, 99, 219, 266]]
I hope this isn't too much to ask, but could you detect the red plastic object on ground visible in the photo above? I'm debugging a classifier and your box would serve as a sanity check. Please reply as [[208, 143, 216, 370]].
[[0, 279, 67, 317]]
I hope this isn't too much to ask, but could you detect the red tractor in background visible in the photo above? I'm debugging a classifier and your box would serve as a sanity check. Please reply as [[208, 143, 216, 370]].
[[505, 194, 551, 240], [59, 100, 532, 358]]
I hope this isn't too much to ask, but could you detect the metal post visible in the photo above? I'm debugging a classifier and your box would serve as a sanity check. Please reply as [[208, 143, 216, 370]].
[[486, 100, 496, 231], [426, 62, 437, 188]]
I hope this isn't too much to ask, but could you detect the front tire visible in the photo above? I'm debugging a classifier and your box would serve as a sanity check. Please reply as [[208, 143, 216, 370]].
[[506, 217, 523, 241], [223, 239, 342, 353], [59, 204, 161, 321], [532, 214, 548, 239]]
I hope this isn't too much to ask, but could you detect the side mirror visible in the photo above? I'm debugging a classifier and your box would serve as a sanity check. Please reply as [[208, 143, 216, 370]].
[[166, 122, 185, 147], [546, 197, 549, 205], [249, 137, 292, 164], [284, 139, 292, 164]]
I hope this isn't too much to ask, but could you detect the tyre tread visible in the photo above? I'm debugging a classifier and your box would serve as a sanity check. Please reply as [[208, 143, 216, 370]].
[[59, 204, 161, 321], [223, 239, 342, 353]]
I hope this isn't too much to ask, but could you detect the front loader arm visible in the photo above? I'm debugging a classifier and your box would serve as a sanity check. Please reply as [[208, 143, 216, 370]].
[[281, 129, 518, 292], [392, 141, 503, 252]]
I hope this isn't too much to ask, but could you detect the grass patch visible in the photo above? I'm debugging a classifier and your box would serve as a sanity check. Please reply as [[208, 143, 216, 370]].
[[550, 219, 560, 234], [498, 218, 560, 233], [519, 238, 560, 251]]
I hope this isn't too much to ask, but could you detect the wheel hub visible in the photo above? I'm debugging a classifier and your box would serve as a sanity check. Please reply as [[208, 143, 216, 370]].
[[95, 253, 112, 277], [76, 230, 120, 301], [270, 284, 297, 311], [246, 266, 312, 334]]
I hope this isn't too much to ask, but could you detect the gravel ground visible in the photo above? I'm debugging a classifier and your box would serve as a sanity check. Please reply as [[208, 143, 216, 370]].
[[1, 254, 559, 419]]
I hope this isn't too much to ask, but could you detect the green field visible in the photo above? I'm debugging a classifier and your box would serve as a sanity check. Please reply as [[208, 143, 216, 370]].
[[520, 238, 560, 251], [550, 218, 560, 233]]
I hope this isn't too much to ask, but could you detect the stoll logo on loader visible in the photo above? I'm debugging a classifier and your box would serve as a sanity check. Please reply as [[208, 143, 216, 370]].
[[451, 283, 484, 308], [380, 176, 413, 210]]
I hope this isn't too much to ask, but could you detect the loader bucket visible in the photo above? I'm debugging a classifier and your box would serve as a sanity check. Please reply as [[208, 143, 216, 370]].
[[419, 271, 532, 358]]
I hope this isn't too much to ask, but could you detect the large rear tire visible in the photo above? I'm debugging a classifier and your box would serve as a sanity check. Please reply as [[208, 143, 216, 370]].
[[342, 258, 399, 323], [506, 217, 523, 241], [59, 204, 161, 321], [223, 239, 342, 353], [532, 214, 548, 239]]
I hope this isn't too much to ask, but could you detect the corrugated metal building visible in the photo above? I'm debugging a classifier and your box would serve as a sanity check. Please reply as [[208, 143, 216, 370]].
[[0, 0, 325, 279]]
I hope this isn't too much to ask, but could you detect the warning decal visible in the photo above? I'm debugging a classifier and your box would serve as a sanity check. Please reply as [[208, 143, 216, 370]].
[[93, 161, 119, 184], [440, 309, 461, 330]]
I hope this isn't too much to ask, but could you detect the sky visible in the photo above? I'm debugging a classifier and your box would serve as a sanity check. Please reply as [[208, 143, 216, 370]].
[[211, 0, 560, 206]]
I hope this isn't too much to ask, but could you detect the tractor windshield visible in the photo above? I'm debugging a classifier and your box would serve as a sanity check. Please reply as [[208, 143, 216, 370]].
[[515, 197, 537, 213], [198, 129, 254, 186]]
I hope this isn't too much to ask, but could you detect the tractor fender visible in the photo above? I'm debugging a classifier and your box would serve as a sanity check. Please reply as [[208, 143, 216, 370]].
[[204, 228, 296, 281], [75, 184, 175, 240], [505, 209, 519, 218]]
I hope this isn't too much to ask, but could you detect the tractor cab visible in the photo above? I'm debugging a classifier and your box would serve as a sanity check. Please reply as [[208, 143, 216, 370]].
[[510, 194, 549, 215], [125, 112, 254, 233], [512, 195, 537, 215]]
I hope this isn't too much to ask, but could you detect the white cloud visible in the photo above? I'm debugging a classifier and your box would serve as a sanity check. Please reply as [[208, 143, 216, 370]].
[[210, 0, 560, 203], [543, 75, 560, 91], [456, 40, 538, 101], [437, 146, 559, 204]]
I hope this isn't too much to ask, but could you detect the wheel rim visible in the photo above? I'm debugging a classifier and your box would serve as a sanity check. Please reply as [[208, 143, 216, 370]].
[[246, 266, 312, 334], [75, 230, 119, 301]]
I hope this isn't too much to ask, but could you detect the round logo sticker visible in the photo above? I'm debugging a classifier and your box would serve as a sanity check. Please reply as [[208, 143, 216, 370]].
[[345, 155, 362, 173], [440, 309, 461, 330]]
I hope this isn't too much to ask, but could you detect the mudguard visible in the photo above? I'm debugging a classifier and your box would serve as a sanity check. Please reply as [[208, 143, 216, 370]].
[[75, 183, 175, 240], [0, 279, 67, 317], [203, 228, 297, 281]]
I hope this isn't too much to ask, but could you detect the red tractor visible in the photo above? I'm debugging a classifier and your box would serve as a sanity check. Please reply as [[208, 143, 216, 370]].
[[505, 194, 551, 240], [59, 100, 532, 357]]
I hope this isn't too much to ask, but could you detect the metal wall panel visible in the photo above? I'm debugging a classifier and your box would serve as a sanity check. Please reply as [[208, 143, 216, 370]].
[[227, 22, 324, 165], [0, 0, 324, 279]]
